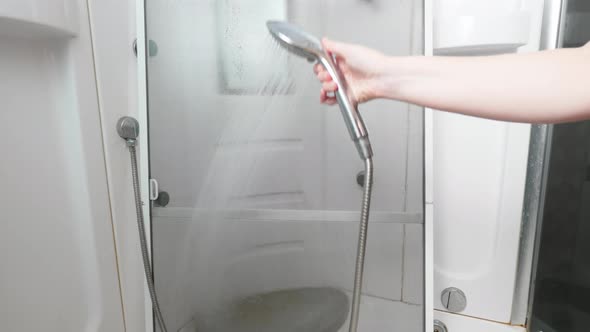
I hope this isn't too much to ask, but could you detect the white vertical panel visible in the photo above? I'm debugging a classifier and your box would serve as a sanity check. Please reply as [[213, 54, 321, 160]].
[[432, 114, 531, 322], [424, 0, 435, 330], [136, 0, 154, 331], [431, 0, 543, 324], [86, 0, 147, 330], [0, 0, 125, 330]]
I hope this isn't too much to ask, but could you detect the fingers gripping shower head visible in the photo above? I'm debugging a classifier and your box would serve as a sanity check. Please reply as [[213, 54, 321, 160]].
[[266, 21, 373, 160]]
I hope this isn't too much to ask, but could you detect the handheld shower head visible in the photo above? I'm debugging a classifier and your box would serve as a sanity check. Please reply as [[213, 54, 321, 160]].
[[266, 20, 373, 160], [268, 21, 375, 332], [266, 21, 323, 62]]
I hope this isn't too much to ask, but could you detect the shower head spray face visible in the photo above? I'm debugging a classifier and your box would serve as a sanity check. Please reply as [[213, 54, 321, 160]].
[[266, 20, 373, 160], [266, 20, 323, 62]]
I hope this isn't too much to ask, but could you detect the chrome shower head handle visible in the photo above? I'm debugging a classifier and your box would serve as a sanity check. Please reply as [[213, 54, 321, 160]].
[[317, 54, 373, 159], [267, 21, 373, 160]]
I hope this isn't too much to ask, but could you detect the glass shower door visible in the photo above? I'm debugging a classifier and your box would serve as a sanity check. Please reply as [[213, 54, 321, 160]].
[[529, 1, 590, 330], [144, 1, 426, 331]]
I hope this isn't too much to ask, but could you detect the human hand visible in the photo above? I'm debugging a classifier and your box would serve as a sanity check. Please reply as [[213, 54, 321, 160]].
[[314, 38, 390, 105]]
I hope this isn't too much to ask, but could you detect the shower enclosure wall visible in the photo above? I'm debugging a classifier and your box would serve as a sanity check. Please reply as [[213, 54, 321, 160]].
[[141, 0, 426, 331]]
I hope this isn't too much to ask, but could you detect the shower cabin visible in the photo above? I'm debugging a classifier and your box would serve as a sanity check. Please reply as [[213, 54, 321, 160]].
[[1, 0, 588, 331], [135, 0, 564, 331], [137, 0, 548, 331]]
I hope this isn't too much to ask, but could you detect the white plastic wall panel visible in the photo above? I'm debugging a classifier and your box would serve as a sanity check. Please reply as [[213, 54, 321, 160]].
[[431, 0, 545, 323], [433, 114, 531, 322], [0, 0, 125, 331]]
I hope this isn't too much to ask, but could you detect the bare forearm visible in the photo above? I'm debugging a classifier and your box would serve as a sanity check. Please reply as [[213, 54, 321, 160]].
[[379, 45, 590, 123]]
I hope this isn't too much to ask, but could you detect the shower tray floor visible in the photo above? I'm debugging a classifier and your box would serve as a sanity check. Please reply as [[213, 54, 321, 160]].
[[179, 288, 422, 332], [182, 287, 349, 332]]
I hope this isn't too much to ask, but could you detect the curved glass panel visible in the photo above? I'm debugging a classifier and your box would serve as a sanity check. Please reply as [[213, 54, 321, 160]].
[[145, 1, 425, 331]]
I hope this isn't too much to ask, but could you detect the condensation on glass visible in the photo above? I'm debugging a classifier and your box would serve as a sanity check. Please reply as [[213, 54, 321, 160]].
[[145, 1, 425, 331]]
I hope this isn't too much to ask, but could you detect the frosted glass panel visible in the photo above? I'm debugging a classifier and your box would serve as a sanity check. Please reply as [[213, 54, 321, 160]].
[[216, 0, 287, 92], [145, 1, 424, 331]]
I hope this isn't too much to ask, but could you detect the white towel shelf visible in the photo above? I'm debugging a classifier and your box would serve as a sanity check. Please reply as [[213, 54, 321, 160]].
[[434, 12, 531, 55]]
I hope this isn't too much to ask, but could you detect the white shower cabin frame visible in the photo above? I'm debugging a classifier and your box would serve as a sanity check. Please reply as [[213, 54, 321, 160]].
[[136, 1, 154, 330], [424, 0, 435, 331], [135, 1, 434, 331]]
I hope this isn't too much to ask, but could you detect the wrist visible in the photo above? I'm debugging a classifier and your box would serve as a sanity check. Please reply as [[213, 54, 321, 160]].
[[373, 56, 418, 102]]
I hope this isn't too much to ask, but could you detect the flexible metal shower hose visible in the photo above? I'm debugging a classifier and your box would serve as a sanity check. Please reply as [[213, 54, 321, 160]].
[[348, 157, 374, 332], [127, 142, 168, 332]]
